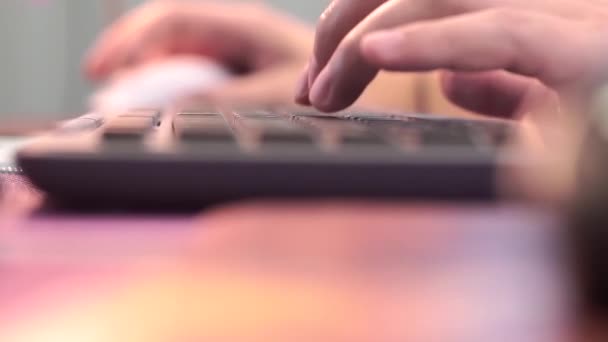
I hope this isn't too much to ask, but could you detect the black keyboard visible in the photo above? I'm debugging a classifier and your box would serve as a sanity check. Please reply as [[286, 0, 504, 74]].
[[98, 108, 511, 151], [17, 107, 521, 208]]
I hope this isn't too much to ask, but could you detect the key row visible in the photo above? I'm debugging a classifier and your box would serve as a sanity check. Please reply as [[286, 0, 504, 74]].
[[99, 108, 512, 150]]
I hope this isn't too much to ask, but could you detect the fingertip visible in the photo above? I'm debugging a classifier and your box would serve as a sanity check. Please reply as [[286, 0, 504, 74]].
[[82, 46, 110, 80], [294, 64, 312, 105], [295, 94, 312, 106], [83, 58, 101, 80], [359, 34, 376, 56], [309, 70, 333, 112], [309, 71, 348, 113], [438, 70, 457, 95], [307, 56, 320, 89]]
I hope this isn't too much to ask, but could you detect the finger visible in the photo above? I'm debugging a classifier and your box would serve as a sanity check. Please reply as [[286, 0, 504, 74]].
[[308, 0, 593, 112], [361, 10, 600, 88], [85, 1, 173, 79], [440, 70, 539, 118], [442, 70, 558, 121], [85, 2, 288, 80], [294, 62, 312, 105], [308, 0, 387, 86], [84, 32, 129, 79]]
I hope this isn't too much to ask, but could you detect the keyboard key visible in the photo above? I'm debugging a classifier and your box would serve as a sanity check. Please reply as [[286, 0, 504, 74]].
[[235, 109, 282, 119], [302, 115, 346, 122], [292, 112, 346, 119], [466, 121, 514, 145], [58, 113, 105, 134], [365, 118, 475, 147], [344, 113, 410, 122], [301, 116, 386, 146], [118, 109, 160, 116], [173, 115, 233, 141], [420, 128, 475, 146], [103, 116, 156, 138], [178, 111, 222, 116], [178, 106, 222, 116], [340, 131, 386, 145], [245, 119, 313, 143], [118, 109, 162, 125]]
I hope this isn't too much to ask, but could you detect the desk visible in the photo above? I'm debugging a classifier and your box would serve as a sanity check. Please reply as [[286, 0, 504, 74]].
[[0, 173, 584, 341]]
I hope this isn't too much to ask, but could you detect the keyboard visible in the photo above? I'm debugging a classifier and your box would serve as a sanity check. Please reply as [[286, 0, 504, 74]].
[[17, 107, 520, 208]]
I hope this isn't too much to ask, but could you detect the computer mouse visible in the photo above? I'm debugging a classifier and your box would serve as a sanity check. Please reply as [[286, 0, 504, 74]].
[[91, 57, 231, 113]]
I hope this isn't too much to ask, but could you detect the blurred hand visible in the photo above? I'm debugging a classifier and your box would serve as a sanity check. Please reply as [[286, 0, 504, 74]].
[[297, 0, 608, 117], [85, 0, 313, 106]]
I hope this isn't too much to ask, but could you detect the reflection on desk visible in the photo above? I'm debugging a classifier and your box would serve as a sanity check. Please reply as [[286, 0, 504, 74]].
[[0, 194, 576, 342]]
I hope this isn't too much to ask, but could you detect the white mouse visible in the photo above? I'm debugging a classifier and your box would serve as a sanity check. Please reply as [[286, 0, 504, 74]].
[[91, 57, 231, 113]]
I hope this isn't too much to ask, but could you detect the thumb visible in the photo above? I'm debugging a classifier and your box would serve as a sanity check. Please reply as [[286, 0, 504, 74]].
[[440, 70, 551, 119]]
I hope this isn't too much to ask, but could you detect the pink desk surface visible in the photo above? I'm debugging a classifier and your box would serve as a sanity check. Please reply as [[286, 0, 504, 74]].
[[0, 174, 584, 341]]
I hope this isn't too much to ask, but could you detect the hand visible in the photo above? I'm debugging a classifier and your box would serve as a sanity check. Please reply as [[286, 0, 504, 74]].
[[85, 0, 313, 106], [297, 0, 608, 117]]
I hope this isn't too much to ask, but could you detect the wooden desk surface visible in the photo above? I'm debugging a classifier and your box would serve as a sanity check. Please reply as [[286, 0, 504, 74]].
[[0, 174, 581, 341]]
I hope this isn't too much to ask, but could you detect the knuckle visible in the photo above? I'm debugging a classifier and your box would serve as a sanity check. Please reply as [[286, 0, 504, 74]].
[[163, 8, 181, 24], [424, 0, 466, 15], [583, 8, 608, 27], [485, 8, 523, 25], [238, 1, 271, 16], [582, 14, 608, 36], [425, 0, 449, 10], [148, 0, 175, 15], [142, 1, 181, 24], [315, 8, 334, 38], [314, 1, 342, 59], [336, 35, 361, 59], [318, 0, 338, 25], [315, 0, 342, 39], [548, 35, 600, 84], [313, 26, 333, 58]]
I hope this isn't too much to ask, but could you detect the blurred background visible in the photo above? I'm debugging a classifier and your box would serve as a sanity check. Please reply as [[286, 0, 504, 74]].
[[0, 0, 324, 120]]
